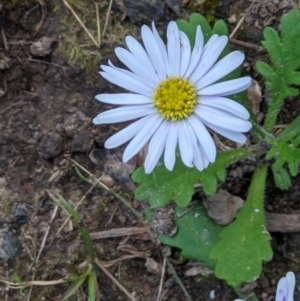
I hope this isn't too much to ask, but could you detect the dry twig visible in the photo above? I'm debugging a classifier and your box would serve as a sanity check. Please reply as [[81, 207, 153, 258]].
[[90, 227, 148, 239], [229, 38, 264, 52], [95, 258, 137, 301], [266, 213, 300, 233]]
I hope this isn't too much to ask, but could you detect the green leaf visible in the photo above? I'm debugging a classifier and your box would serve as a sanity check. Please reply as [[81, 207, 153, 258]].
[[88, 271, 96, 301], [53, 191, 80, 223], [210, 165, 273, 286], [256, 9, 300, 131], [266, 116, 300, 178], [176, 13, 212, 48], [160, 205, 223, 269], [271, 166, 292, 190], [81, 227, 95, 260], [277, 115, 300, 140], [61, 277, 86, 301], [132, 148, 253, 208], [212, 19, 228, 36], [145, 209, 155, 222]]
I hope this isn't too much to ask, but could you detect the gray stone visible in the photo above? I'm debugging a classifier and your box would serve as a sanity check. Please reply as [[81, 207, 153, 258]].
[[114, 0, 164, 23], [0, 229, 22, 262]]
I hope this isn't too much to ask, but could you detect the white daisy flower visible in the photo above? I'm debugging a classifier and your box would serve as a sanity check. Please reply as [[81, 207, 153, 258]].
[[93, 21, 252, 173], [234, 271, 295, 301]]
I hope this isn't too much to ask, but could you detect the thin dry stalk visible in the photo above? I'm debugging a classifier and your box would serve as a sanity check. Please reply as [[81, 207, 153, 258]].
[[62, 0, 100, 48], [95, 259, 137, 301], [28, 205, 59, 273], [57, 176, 103, 234], [229, 13, 247, 39], [99, 250, 151, 267], [156, 257, 166, 301], [26, 206, 59, 300], [95, 2, 101, 46], [229, 38, 263, 51], [90, 227, 148, 239], [229, 0, 255, 39], [102, 0, 113, 38], [0, 278, 65, 289]]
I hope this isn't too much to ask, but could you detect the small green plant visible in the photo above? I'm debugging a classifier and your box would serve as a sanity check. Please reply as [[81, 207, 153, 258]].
[[53, 191, 98, 301], [130, 9, 300, 287]]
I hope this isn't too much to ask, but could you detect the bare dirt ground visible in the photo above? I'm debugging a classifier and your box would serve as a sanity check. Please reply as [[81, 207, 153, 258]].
[[0, 0, 300, 300]]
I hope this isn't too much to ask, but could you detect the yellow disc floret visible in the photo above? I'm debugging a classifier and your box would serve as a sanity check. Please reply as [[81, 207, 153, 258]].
[[153, 77, 198, 121]]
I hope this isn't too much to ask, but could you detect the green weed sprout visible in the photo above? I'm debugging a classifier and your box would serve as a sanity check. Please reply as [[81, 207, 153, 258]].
[[53, 191, 98, 301]]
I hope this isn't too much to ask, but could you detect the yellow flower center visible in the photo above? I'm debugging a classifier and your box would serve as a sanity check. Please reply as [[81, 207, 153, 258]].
[[153, 77, 198, 121]]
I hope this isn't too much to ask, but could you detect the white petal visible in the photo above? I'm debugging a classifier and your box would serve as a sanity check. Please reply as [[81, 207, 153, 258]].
[[96, 93, 152, 105], [151, 22, 171, 75], [104, 114, 156, 148], [123, 115, 163, 162], [184, 26, 204, 78], [200, 77, 252, 96], [203, 34, 219, 52], [286, 272, 295, 301], [164, 123, 178, 171], [141, 25, 166, 80], [100, 65, 153, 97], [179, 32, 191, 76], [199, 96, 250, 119], [93, 104, 154, 124], [197, 51, 245, 89], [195, 106, 252, 132], [276, 278, 288, 301], [144, 122, 169, 173], [189, 129, 206, 171], [193, 147, 204, 171], [193, 142, 210, 171], [190, 35, 228, 83], [167, 21, 181, 76], [125, 36, 158, 79], [188, 115, 216, 162], [204, 121, 248, 143], [178, 121, 194, 167], [115, 47, 159, 87]]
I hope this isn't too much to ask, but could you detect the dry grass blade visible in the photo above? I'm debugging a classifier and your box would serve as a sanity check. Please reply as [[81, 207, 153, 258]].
[[156, 257, 166, 301], [0, 279, 65, 288], [95, 259, 137, 301], [100, 251, 151, 267], [57, 175, 103, 234], [62, 0, 100, 48], [229, 0, 255, 39], [102, 0, 113, 38], [95, 2, 101, 46]]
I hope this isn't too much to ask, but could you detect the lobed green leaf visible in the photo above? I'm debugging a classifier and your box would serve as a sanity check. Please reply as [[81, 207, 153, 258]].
[[132, 148, 253, 208], [160, 205, 223, 269], [256, 9, 300, 131], [210, 165, 273, 286]]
